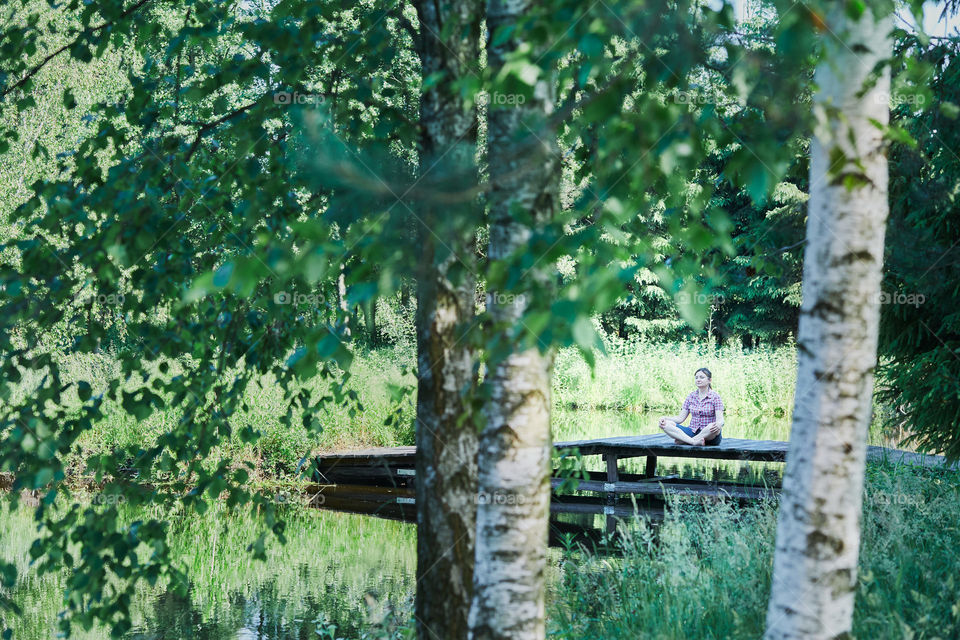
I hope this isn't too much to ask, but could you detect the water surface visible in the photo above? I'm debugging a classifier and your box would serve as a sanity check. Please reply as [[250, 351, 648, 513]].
[[2, 408, 900, 638]]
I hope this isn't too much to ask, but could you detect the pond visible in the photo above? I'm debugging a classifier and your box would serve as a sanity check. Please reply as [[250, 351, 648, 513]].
[[1, 502, 417, 639], [0, 409, 903, 638]]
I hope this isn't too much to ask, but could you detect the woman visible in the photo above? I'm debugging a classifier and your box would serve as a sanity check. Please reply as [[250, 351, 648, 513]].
[[657, 367, 724, 446]]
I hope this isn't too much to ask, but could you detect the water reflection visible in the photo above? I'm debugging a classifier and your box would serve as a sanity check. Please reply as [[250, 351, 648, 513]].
[[2, 407, 901, 639], [129, 572, 404, 640], [0, 506, 415, 640]]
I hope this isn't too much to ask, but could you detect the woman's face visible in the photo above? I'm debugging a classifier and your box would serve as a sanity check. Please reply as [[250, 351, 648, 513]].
[[694, 371, 710, 389]]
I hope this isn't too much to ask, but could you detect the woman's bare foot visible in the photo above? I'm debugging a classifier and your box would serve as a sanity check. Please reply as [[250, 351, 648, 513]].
[[691, 435, 706, 446]]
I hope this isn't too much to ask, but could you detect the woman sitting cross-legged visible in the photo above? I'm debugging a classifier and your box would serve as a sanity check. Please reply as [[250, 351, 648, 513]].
[[657, 367, 724, 446]]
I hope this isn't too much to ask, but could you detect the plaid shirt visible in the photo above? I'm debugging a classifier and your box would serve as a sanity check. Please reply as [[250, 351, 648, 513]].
[[682, 389, 725, 434]]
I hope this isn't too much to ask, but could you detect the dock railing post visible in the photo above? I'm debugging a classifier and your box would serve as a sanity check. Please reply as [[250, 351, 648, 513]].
[[604, 454, 618, 534]]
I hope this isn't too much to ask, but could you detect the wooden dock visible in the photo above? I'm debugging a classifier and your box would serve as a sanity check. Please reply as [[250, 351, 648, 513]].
[[309, 434, 953, 533]]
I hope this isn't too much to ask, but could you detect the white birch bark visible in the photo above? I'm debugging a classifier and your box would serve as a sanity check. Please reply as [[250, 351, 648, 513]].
[[764, 5, 892, 639], [469, 1, 559, 638]]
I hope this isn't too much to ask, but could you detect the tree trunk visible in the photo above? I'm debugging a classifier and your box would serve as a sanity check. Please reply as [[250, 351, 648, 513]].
[[337, 265, 350, 338], [469, 2, 559, 638], [412, 1, 483, 639], [361, 297, 377, 344], [764, 6, 892, 639]]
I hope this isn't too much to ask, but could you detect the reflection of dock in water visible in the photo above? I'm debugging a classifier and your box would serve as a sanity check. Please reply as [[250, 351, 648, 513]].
[[308, 434, 951, 539]]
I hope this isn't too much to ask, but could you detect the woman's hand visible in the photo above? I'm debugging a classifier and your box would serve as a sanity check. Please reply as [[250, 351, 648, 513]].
[[701, 422, 722, 441]]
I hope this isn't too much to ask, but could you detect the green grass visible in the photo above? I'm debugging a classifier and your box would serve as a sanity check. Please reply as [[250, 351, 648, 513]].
[[553, 340, 796, 415], [12, 338, 914, 484], [547, 461, 960, 639], [33, 344, 418, 480]]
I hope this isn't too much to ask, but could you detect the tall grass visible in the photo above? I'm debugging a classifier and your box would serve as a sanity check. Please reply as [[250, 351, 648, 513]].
[[548, 462, 960, 639], [553, 341, 797, 415], [35, 345, 418, 478]]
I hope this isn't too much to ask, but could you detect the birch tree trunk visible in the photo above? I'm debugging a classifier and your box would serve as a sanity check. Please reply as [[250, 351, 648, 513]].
[[469, 2, 559, 638], [764, 6, 892, 639], [412, 2, 483, 639], [337, 265, 350, 337]]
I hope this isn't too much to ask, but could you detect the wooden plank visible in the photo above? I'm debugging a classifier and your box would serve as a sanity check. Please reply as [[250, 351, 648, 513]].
[[311, 438, 956, 490], [550, 478, 778, 500], [865, 446, 957, 469], [312, 437, 958, 469], [314, 446, 416, 466], [313, 465, 415, 486], [550, 495, 665, 520], [554, 435, 789, 461], [550, 502, 655, 518], [602, 474, 775, 488]]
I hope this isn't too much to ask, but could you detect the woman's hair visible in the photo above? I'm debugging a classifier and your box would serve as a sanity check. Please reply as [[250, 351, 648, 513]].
[[695, 367, 713, 389]]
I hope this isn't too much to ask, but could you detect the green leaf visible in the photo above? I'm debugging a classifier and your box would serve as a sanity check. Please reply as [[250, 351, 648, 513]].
[[845, 0, 866, 20], [578, 33, 604, 58], [940, 102, 959, 119], [213, 261, 234, 288], [33, 467, 53, 488], [422, 71, 446, 90], [491, 24, 516, 47], [572, 315, 596, 351], [745, 162, 770, 205]]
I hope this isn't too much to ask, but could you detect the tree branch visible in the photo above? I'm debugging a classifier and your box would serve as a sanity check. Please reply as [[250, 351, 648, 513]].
[[185, 99, 262, 161], [1, 0, 155, 101]]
